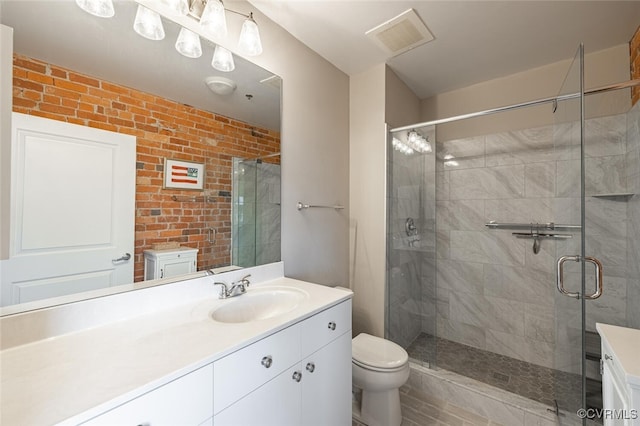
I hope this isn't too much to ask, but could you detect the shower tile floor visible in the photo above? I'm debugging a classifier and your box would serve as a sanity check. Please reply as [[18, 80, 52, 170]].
[[406, 333, 599, 413]]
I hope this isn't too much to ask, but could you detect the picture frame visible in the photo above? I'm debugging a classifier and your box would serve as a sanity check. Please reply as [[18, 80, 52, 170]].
[[163, 158, 205, 190]]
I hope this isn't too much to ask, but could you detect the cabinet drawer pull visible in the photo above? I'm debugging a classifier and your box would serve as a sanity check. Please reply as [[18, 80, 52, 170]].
[[306, 362, 315, 373], [261, 355, 273, 368], [292, 371, 302, 382], [604, 354, 613, 361], [328, 321, 336, 331]]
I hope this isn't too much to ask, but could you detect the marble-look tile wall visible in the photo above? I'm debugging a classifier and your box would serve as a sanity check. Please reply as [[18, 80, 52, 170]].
[[232, 160, 281, 267], [435, 109, 633, 372], [387, 126, 437, 352], [626, 101, 640, 329]]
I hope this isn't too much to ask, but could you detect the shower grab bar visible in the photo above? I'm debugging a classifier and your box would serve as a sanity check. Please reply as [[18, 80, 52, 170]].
[[485, 221, 581, 231], [297, 201, 345, 211], [512, 232, 572, 239]]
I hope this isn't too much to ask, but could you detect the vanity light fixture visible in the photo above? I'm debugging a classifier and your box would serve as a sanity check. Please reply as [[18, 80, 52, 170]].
[[164, 0, 189, 16], [75, 0, 115, 18], [392, 137, 414, 155], [237, 13, 262, 56], [211, 45, 235, 72], [175, 27, 203, 58], [200, 0, 228, 40], [133, 4, 165, 40], [77, 0, 263, 69], [406, 130, 432, 153]]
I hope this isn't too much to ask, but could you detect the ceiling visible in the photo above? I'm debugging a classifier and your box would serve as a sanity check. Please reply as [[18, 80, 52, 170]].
[[249, 0, 640, 99]]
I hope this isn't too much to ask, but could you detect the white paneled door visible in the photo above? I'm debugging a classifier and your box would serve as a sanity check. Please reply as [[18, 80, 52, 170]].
[[1, 113, 136, 306]]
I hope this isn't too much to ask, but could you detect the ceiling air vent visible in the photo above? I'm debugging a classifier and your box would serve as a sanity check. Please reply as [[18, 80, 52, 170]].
[[365, 9, 434, 57]]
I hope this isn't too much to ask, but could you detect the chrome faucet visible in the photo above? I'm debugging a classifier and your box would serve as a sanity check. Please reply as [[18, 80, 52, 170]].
[[213, 274, 252, 299]]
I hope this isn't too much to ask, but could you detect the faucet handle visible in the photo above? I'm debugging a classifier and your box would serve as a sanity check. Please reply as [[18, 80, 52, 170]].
[[238, 274, 251, 286], [213, 282, 229, 298]]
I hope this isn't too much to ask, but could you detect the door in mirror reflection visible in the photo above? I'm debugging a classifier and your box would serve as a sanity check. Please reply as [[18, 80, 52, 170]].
[[0, 113, 136, 306]]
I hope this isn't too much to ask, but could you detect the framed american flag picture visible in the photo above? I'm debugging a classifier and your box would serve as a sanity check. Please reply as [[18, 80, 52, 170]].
[[164, 158, 205, 190]]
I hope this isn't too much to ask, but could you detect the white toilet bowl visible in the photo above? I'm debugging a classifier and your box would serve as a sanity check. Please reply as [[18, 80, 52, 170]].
[[352, 333, 410, 426]]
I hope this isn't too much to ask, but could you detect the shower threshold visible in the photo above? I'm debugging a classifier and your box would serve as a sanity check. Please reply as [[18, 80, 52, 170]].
[[406, 333, 602, 416]]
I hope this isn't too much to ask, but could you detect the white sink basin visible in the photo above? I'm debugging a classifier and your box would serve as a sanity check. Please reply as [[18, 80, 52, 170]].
[[210, 286, 308, 323]]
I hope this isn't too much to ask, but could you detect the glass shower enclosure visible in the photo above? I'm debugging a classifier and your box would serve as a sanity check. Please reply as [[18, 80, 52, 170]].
[[384, 45, 633, 424], [231, 154, 281, 268]]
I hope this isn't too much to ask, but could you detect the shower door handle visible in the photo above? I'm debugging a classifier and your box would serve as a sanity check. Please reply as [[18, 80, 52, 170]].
[[556, 255, 603, 300], [583, 256, 603, 300], [556, 255, 580, 299]]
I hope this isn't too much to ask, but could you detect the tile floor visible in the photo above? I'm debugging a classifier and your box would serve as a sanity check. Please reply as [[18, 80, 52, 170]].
[[406, 333, 588, 412], [352, 386, 497, 426]]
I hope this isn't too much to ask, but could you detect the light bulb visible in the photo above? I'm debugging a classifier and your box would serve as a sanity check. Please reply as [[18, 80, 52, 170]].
[[175, 27, 202, 58], [133, 5, 165, 41], [162, 0, 189, 15], [75, 0, 114, 18], [211, 45, 235, 72], [238, 15, 262, 56], [200, 0, 227, 40]]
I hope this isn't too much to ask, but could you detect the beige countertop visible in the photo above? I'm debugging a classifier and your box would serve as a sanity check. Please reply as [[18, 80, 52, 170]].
[[0, 274, 352, 425]]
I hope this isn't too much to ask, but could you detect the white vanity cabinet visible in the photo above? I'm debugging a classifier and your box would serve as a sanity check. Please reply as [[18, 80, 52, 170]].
[[597, 323, 640, 426], [82, 364, 214, 425], [214, 300, 352, 426], [143, 247, 198, 280]]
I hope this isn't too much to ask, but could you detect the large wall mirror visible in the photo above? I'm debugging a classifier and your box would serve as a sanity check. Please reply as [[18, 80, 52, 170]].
[[0, 0, 281, 314]]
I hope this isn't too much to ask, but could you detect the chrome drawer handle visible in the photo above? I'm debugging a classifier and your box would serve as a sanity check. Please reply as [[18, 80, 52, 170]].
[[604, 354, 613, 361], [292, 371, 302, 382], [328, 321, 336, 331], [306, 362, 315, 373], [261, 355, 273, 368]]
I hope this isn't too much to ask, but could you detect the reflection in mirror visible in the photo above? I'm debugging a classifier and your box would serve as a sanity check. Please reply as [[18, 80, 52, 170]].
[[0, 1, 281, 313], [232, 153, 281, 267]]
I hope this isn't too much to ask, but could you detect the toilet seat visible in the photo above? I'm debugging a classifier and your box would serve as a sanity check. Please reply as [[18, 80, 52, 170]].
[[352, 333, 409, 372]]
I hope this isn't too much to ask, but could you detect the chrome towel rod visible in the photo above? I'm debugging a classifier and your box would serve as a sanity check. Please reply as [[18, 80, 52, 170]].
[[297, 201, 345, 211], [485, 221, 581, 231]]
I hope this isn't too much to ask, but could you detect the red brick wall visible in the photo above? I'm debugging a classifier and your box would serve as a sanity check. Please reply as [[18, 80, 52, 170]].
[[12, 54, 280, 282], [631, 25, 640, 105]]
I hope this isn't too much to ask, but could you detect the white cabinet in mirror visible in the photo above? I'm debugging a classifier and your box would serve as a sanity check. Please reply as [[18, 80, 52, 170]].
[[0, 1, 282, 312]]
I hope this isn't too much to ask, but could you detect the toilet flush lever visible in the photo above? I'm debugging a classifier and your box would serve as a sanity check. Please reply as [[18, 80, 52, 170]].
[[112, 253, 131, 263]]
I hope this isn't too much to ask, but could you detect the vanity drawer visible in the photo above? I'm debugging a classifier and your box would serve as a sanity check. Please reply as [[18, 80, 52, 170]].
[[300, 299, 351, 358], [83, 364, 213, 425], [213, 322, 300, 414]]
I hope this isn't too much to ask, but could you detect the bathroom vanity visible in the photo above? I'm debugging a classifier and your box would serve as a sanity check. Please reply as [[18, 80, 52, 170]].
[[0, 262, 353, 425], [597, 323, 640, 426]]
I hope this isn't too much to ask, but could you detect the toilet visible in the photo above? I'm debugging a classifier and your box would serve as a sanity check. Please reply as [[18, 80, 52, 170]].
[[352, 333, 410, 426]]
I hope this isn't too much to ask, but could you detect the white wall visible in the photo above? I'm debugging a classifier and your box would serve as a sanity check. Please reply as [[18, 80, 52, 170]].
[[422, 44, 631, 141], [0, 24, 12, 260], [349, 65, 421, 337], [349, 63, 386, 337], [239, 4, 350, 287]]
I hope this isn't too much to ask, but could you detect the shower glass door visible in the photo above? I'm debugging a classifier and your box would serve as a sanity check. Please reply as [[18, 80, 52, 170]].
[[385, 125, 437, 368], [552, 44, 589, 424]]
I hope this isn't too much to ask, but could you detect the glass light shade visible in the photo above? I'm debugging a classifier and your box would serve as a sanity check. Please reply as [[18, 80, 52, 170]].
[[133, 5, 165, 41], [163, 0, 189, 15], [175, 27, 202, 58], [238, 17, 262, 56], [200, 0, 227, 40], [75, 0, 114, 18], [211, 46, 235, 72]]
